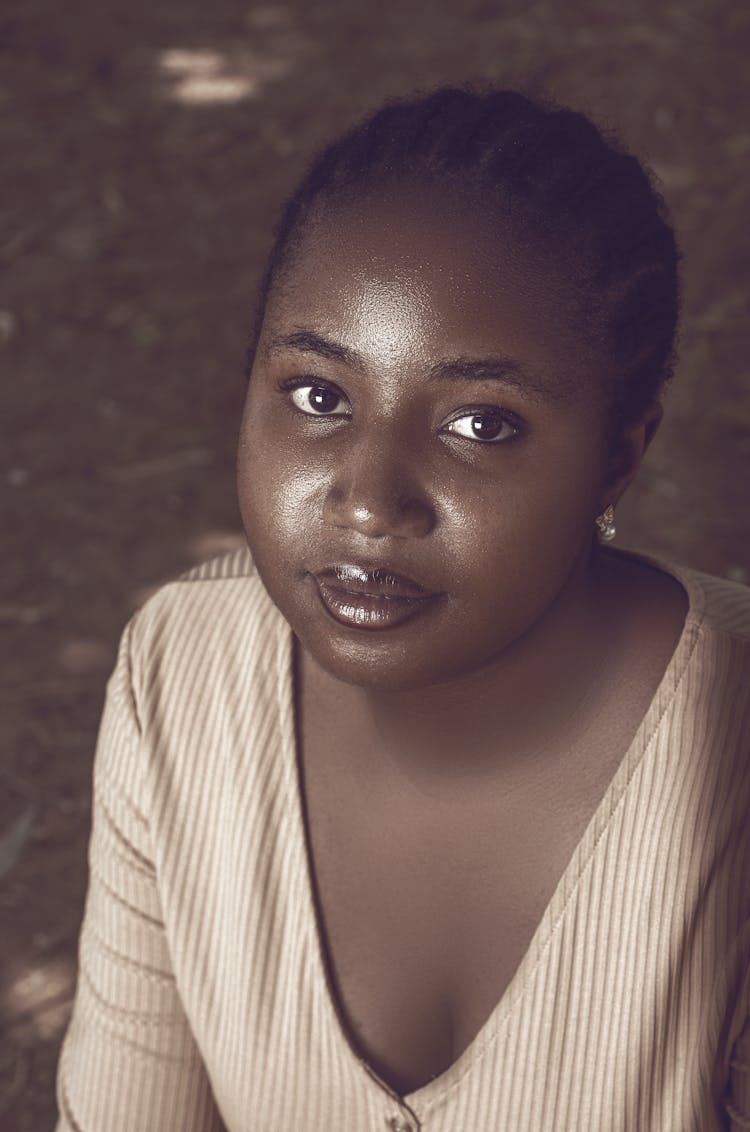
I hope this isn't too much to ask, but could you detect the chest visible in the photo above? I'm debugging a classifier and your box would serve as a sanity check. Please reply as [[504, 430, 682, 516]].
[[292, 571, 686, 1096], [299, 723, 616, 1096], [307, 787, 572, 1086]]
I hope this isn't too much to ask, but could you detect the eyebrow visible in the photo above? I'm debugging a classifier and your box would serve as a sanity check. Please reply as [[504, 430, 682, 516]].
[[264, 328, 572, 403], [264, 330, 360, 367], [428, 356, 571, 403]]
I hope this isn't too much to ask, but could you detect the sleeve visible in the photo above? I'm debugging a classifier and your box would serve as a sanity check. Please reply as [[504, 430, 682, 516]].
[[55, 620, 225, 1132], [724, 942, 750, 1129], [727, 1014, 750, 1130]]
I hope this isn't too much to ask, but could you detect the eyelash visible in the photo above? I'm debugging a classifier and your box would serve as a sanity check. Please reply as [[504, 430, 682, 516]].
[[280, 375, 351, 418], [277, 375, 523, 445]]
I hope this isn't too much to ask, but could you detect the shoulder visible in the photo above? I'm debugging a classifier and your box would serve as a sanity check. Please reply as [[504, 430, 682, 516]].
[[618, 548, 750, 648], [672, 563, 750, 692], [678, 565, 750, 643], [124, 545, 290, 719], [670, 564, 750, 818], [620, 552, 750, 796], [665, 560, 750, 710], [175, 544, 259, 584], [130, 544, 275, 646]]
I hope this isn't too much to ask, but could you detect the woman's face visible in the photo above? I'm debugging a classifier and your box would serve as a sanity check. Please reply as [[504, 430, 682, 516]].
[[238, 196, 615, 691]]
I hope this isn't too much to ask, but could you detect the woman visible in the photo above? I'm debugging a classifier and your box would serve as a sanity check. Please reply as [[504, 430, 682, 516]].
[[56, 87, 750, 1130]]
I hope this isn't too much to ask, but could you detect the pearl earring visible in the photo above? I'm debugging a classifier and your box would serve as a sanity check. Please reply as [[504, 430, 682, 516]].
[[595, 504, 616, 542]]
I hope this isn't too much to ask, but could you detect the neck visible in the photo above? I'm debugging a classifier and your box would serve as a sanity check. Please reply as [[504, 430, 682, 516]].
[[359, 546, 618, 784]]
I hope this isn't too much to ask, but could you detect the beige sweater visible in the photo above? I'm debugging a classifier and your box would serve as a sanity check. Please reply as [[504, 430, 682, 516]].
[[56, 548, 750, 1131]]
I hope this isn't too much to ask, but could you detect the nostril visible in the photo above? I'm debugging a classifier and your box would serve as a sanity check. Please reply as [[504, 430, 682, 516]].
[[323, 455, 435, 539], [326, 492, 435, 540]]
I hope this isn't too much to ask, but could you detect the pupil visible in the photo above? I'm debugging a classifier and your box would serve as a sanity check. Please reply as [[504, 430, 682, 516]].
[[472, 413, 501, 439], [309, 385, 338, 413]]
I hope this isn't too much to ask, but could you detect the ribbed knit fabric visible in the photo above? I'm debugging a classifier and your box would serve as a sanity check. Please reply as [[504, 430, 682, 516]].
[[55, 547, 750, 1132]]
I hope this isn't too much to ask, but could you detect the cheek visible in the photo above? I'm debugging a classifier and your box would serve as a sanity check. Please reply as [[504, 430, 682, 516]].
[[237, 409, 324, 563], [445, 436, 604, 541], [438, 437, 606, 614]]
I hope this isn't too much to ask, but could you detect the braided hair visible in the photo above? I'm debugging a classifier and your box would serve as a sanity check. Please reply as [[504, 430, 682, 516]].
[[249, 87, 680, 435]]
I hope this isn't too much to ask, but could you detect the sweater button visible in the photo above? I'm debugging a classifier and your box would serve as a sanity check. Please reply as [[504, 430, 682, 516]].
[[387, 1118, 414, 1131]]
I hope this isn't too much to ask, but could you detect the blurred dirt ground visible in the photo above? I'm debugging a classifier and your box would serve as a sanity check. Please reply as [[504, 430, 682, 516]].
[[1, 0, 749, 1126]]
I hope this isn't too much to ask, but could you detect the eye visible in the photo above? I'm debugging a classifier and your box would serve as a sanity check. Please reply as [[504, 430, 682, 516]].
[[444, 408, 520, 444], [286, 379, 351, 417]]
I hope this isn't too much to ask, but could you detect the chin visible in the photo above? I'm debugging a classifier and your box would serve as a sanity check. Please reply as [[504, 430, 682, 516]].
[[295, 614, 508, 693], [310, 643, 435, 691]]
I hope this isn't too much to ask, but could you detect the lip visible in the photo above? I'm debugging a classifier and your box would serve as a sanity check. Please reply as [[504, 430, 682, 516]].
[[312, 563, 442, 630]]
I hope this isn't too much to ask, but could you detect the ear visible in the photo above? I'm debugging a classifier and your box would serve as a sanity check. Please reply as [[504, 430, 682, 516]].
[[600, 400, 663, 511]]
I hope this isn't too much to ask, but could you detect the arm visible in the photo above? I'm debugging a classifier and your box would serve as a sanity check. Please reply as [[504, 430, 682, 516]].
[[724, 948, 750, 1131], [56, 621, 225, 1132], [727, 1015, 750, 1131]]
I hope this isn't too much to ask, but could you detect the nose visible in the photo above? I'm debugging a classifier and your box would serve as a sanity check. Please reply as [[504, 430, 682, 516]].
[[323, 432, 436, 540]]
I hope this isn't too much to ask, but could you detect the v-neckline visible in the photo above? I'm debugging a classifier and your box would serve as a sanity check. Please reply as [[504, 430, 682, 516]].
[[271, 550, 706, 1110]]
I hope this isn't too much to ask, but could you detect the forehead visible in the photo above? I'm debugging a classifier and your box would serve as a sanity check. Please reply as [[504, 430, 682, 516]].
[[264, 192, 603, 396]]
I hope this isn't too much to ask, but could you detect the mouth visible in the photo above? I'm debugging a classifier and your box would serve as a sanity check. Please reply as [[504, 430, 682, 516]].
[[311, 563, 442, 630]]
